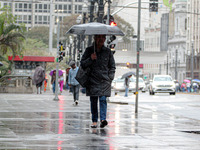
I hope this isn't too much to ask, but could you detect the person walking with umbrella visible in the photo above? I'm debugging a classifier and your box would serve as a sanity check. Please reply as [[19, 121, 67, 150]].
[[80, 35, 116, 128], [51, 70, 56, 94], [124, 75, 132, 97], [33, 64, 45, 94], [68, 61, 80, 105], [121, 72, 135, 97]]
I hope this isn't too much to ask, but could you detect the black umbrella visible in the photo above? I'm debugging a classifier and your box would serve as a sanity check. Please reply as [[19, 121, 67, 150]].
[[121, 71, 135, 79], [0, 62, 3, 67]]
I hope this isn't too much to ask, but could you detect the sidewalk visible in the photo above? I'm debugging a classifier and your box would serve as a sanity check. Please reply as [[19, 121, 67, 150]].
[[0, 90, 200, 149]]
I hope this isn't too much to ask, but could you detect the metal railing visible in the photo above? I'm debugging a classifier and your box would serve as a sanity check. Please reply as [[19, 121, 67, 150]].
[[0, 75, 35, 93]]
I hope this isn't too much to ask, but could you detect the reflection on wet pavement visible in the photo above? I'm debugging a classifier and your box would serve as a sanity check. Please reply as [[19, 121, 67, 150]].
[[0, 92, 200, 149]]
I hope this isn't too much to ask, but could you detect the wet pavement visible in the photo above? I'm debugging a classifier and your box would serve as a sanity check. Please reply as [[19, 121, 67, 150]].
[[0, 91, 200, 149]]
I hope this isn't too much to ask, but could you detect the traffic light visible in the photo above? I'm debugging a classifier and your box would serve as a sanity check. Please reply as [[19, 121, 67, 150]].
[[103, 15, 114, 24], [110, 21, 117, 26], [126, 62, 130, 68], [58, 42, 65, 62], [109, 44, 116, 50], [77, 53, 80, 61], [149, 0, 158, 12], [107, 35, 117, 50]]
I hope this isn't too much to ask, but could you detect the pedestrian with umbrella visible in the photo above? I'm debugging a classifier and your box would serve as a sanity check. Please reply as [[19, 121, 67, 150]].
[[81, 34, 116, 128], [33, 64, 45, 94], [49, 69, 63, 94], [67, 22, 124, 128], [121, 72, 135, 97]]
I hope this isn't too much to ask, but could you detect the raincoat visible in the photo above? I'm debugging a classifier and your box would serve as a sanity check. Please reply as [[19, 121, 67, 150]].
[[33, 66, 45, 85], [80, 45, 115, 97]]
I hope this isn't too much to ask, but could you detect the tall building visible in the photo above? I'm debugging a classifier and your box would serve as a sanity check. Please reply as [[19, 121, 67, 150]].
[[0, 0, 86, 31], [168, 0, 187, 82], [144, 0, 169, 52], [186, 0, 200, 79]]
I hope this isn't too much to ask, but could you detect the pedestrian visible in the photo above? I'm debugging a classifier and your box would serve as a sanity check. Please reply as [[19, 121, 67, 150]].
[[192, 82, 199, 93], [186, 82, 191, 93], [124, 75, 132, 97], [175, 81, 180, 92], [44, 74, 48, 92], [181, 82, 186, 92], [80, 34, 116, 128], [59, 74, 64, 94], [51, 70, 56, 94], [68, 61, 80, 105], [65, 68, 70, 90], [33, 64, 45, 94]]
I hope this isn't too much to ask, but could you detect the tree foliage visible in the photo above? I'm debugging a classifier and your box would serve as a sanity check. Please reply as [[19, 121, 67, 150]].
[[23, 38, 49, 56], [0, 6, 25, 57], [25, 26, 57, 48], [114, 15, 134, 43], [0, 5, 25, 77]]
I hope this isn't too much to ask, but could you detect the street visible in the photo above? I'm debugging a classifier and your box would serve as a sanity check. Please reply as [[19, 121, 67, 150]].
[[0, 91, 200, 149]]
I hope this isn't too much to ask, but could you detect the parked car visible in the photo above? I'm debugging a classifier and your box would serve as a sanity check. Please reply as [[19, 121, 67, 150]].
[[113, 77, 136, 95], [149, 75, 176, 95]]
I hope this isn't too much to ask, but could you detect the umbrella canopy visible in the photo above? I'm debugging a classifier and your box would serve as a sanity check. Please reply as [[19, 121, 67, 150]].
[[192, 79, 200, 83], [183, 79, 191, 83], [49, 70, 63, 76], [66, 22, 124, 36], [121, 71, 135, 79], [0, 61, 3, 66]]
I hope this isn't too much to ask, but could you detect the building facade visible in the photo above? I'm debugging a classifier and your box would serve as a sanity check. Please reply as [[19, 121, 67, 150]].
[[186, 0, 200, 79], [0, 0, 85, 31], [168, 0, 187, 82]]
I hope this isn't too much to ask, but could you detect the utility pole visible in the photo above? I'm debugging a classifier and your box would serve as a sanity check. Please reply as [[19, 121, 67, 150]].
[[106, 0, 111, 25], [53, 21, 60, 101], [49, 0, 53, 53], [73, 36, 77, 61], [97, 0, 104, 23], [191, 41, 194, 89], [167, 53, 168, 75], [135, 0, 141, 114], [175, 48, 178, 80], [88, 0, 95, 46]]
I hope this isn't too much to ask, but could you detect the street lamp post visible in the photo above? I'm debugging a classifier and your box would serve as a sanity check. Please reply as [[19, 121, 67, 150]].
[[88, 0, 95, 47], [53, 20, 60, 101], [82, 4, 88, 54], [73, 35, 77, 61], [191, 41, 194, 89], [69, 36, 73, 62], [167, 53, 168, 75], [49, 0, 53, 53], [135, 0, 141, 114], [175, 46, 178, 80]]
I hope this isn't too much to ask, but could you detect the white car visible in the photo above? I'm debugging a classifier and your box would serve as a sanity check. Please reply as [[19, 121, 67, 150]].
[[131, 77, 146, 92], [149, 75, 176, 95], [113, 77, 136, 95]]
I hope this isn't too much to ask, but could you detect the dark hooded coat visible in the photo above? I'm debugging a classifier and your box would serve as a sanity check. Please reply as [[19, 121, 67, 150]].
[[33, 66, 45, 85], [80, 45, 116, 97]]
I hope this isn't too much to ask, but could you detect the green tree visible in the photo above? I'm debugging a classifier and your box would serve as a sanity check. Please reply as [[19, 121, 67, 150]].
[[0, 6, 25, 57], [114, 15, 134, 43], [0, 5, 25, 77], [23, 38, 49, 56], [25, 26, 57, 48]]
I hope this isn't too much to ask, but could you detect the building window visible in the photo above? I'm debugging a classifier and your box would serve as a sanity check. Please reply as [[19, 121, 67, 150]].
[[176, 18, 178, 32], [185, 18, 187, 30], [75, 5, 82, 14]]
